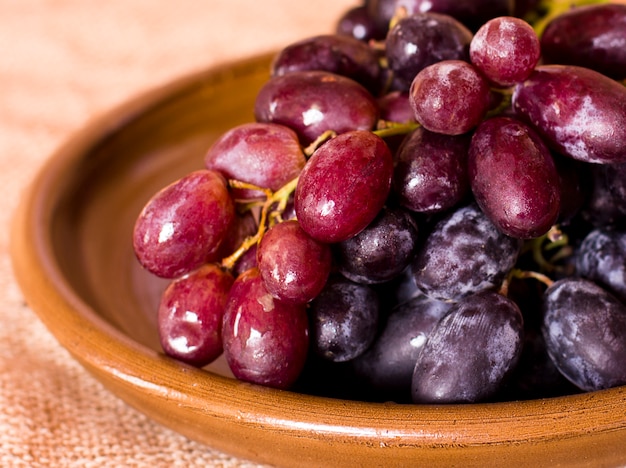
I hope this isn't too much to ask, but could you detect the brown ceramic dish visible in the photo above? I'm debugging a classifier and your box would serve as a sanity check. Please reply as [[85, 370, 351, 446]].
[[10, 53, 626, 467]]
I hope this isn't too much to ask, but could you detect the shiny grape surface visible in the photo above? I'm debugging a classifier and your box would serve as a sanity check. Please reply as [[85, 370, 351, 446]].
[[295, 130, 393, 243], [333, 205, 419, 284], [158, 264, 234, 367], [512, 65, 626, 164], [575, 228, 626, 303], [254, 70, 379, 145], [468, 116, 561, 239], [204, 122, 305, 200], [257, 219, 332, 304], [393, 126, 470, 214], [133, 169, 235, 279], [222, 268, 309, 389], [367, 0, 515, 33]]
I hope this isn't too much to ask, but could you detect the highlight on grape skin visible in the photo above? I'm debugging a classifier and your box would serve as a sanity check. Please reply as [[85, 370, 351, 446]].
[[131, 0, 626, 403]]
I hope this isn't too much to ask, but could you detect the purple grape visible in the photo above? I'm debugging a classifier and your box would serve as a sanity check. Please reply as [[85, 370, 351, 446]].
[[512, 65, 626, 164], [468, 116, 561, 239], [333, 205, 419, 284], [541, 3, 626, 81], [384, 12, 472, 92], [409, 60, 491, 135], [580, 161, 626, 227], [336, 5, 386, 42], [133, 170, 235, 279], [575, 228, 626, 304], [222, 268, 309, 389], [158, 264, 234, 367], [412, 203, 522, 302], [271, 34, 382, 94], [542, 278, 626, 392], [295, 130, 393, 243], [204, 122, 305, 200], [309, 275, 379, 362], [254, 70, 379, 145], [393, 126, 470, 214], [412, 290, 524, 403], [351, 293, 452, 400], [367, 0, 514, 34], [257, 219, 332, 304], [469, 16, 540, 87]]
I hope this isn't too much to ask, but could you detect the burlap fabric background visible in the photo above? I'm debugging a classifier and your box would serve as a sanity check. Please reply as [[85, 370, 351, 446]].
[[0, 1, 356, 466]]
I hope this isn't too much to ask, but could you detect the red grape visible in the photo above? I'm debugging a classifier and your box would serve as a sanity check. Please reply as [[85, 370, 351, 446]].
[[222, 268, 309, 389], [512, 65, 626, 164], [409, 60, 491, 135], [294, 130, 393, 243], [204, 122, 305, 200], [158, 264, 234, 367], [133, 169, 235, 279], [257, 219, 332, 304], [470, 16, 540, 87], [254, 70, 379, 145], [468, 116, 561, 239]]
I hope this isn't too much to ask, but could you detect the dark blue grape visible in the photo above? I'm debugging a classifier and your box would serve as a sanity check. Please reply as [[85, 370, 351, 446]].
[[309, 275, 379, 362], [412, 203, 522, 302], [333, 205, 419, 284], [412, 290, 524, 403], [575, 228, 626, 304], [352, 293, 452, 401], [542, 278, 626, 392]]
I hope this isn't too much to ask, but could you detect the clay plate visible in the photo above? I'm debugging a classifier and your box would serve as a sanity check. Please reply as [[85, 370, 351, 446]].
[[10, 53, 626, 467]]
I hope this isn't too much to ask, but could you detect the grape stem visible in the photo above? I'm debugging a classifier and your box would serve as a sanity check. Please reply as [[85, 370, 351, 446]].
[[221, 176, 299, 271]]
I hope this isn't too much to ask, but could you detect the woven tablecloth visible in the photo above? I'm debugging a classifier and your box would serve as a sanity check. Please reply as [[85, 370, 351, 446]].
[[0, 1, 356, 466]]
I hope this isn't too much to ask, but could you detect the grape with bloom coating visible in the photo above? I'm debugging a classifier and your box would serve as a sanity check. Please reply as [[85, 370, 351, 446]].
[[470, 16, 540, 87], [575, 228, 626, 304], [204, 122, 305, 200], [257, 219, 332, 304], [222, 268, 309, 389], [412, 203, 522, 302], [409, 60, 491, 135], [158, 264, 234, 367], [295, 130, 393, 243], [412, 290, 524, 403], [468, 116, 561, 239], [542, 278, 626, 392], [254, 70, 379, 145], [133, 169, 235, 279], [512, 65, 626, 164], [309, 275, 379, 362]]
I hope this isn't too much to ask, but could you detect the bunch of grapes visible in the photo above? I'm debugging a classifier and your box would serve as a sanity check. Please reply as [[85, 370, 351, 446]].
[[132, 0, 626, 404]]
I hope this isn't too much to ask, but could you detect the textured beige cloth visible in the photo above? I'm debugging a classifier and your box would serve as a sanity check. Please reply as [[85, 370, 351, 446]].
[[0, 1, 356, 466]]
